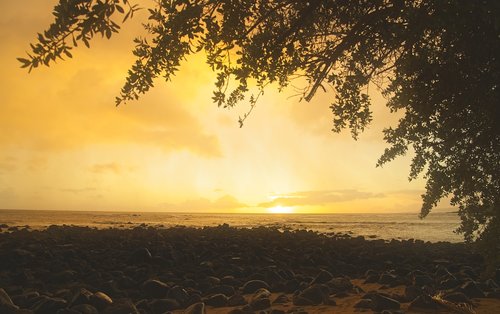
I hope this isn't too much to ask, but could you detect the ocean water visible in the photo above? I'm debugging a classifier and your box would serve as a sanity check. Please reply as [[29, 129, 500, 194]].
[[0, 209, 463, 243]]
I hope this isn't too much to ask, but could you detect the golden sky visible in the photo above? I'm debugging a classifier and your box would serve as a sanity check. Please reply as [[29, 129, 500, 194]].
[[0, 1, 450, 214]]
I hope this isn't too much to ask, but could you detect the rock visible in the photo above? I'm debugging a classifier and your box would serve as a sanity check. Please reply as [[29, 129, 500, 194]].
[[371, 294, 400, 312], [101, 299, 140, 314], [250, 288, 271, 302], [52, 270, 76, 284], [409, 295, 440, 310], [460, 281, 485, 298], [379, 273, 398, 285], [486, 289, 500, 299], [380, 311, 405, 314], [310, 269, 333, 285], [284, 279, 300, 293], [484, 278, 499, 290], [440, 277, 461, 290], [404, 285, 421, 302], [149, 298, 180, 313], [208, 285, 235, 297], [204, 294, 228, 307], [272, 294, 290, 304], [297, 284, 329, 305], [167, 286, 190, 306], [249, 288, 271, 310], [0, 297, 18, 313], [89, 291, 113, 310], [142, 279, 170, 298], [184, 302, 205, 314], [292, 294, 315, 306], [364, 274, 380, 283], [226, 309, 246, 314], [0, 288, 18, 310], [354, 298, 372, 309], [443, 292, 471, 304], [221, 276, 241, 287], [242, 280, 270, 294], [12, 291, 40, 308], [227, 294, 247, 306], [250, 297, 270, 311], [460, 266, 479, 280], [31, 296, 68, 314], [70, 288, 93, 307], [57, 309, 80, 314], [414, 275, 434, 287], [71, 304, 99, 314], [327, 277, 353, 294], [129, 248, 152, 263]]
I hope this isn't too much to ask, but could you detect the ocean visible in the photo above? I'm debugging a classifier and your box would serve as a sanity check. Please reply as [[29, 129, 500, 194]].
[[0, 209, 463, 243]]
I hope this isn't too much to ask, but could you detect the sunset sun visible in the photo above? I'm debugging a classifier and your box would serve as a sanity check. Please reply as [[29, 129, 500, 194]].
[[267, 205, 293, 214]]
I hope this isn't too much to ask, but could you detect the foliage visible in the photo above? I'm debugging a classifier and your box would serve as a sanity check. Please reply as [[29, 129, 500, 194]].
[[20, 1, 500, 251]]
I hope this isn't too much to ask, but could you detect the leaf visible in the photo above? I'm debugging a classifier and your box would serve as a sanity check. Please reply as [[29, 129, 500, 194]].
[[82, 37, 90, 48], [123, 11, 131, 23], [17, 57, 31, 65], [116, 5, 124, 14]]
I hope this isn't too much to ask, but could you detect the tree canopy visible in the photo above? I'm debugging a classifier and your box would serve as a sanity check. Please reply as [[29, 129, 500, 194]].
[[20, 0, 500, 259]]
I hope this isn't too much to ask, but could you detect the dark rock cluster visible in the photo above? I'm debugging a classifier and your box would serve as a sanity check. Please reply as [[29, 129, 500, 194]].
[[0, 224, 498, 313]]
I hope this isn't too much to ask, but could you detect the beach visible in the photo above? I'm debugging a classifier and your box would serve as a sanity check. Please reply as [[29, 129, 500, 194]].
[[0, 224, 499, 313]]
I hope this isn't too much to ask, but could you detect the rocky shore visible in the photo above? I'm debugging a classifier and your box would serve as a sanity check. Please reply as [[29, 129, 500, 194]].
[[0, 224, 499, 313]]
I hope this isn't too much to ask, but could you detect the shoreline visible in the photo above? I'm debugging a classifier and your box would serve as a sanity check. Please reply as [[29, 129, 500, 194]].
[[0, 224, 498, 313], [0, 222, 463, 245], [0, 210, 464, 243]]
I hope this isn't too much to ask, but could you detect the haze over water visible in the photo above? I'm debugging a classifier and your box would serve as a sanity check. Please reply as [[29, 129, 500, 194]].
[[0, 209, 462, 243]]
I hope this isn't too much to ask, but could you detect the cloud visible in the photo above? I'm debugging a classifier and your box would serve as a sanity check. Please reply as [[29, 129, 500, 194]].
[[90, 162, 123, 174], [259, 189, 385, 208], [0, 157, 17, 173], [1, 24, 222, 157], [60, 187, 98, 194], [160, 195, 248, 212]]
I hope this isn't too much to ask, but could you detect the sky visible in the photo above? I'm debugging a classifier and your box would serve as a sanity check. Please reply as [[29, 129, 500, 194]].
[[0, 1, 451, 214]]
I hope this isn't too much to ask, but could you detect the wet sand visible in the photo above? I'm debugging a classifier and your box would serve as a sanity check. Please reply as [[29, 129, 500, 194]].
[[0, 224, 499, 313]]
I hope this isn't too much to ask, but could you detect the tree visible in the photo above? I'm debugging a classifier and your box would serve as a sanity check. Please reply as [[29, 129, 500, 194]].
[[20, 0, 499, 262]]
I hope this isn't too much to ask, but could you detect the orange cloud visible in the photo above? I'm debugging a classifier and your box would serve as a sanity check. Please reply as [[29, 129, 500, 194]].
[[259, 189, 385, 208]]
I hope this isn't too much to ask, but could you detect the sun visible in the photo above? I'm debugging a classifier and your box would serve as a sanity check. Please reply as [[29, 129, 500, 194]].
[[267, 205, 293, 214]]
